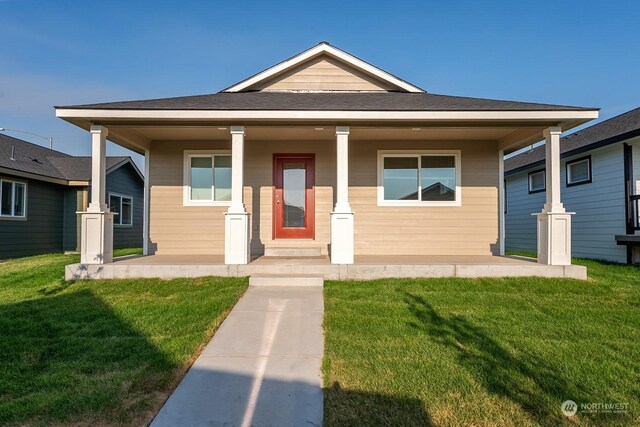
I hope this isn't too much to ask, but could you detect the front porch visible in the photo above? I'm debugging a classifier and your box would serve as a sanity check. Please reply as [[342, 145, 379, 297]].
[[64, 254, 587, 280]]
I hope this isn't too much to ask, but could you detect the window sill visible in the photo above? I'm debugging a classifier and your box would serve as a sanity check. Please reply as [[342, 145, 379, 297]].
[[0, 215, 27, 221], [566, 179, 592, 187], [377, 200, 461, 207], [183, 201, 232, 207]]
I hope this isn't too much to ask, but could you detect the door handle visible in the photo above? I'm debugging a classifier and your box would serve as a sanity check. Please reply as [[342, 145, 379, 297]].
[[276, 194, 280, 204]]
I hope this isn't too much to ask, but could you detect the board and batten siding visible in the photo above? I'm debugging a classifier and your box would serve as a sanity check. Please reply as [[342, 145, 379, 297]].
[[0, 175, 65, 259], [107, 164, 144, 249], [148, 139, 500, 256], [505, 143, 627, 263]]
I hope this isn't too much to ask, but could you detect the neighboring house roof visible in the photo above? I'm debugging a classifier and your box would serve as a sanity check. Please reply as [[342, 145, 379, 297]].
[[57, 91, 591, 112], [0, 134, 143, 184], [505, 107, 640, 175]]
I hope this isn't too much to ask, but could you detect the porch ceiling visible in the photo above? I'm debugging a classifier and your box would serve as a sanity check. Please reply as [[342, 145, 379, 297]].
[[89, 123, 554, 155]]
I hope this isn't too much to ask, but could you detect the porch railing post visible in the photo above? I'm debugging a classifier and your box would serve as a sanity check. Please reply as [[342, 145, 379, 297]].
[[225, 125, 250, 264], [534, 126, 574, 265], [331, 126, 354, 264]]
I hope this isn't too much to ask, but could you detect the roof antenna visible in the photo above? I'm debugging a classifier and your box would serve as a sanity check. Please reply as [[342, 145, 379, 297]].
[[10, 145, 15, 160]]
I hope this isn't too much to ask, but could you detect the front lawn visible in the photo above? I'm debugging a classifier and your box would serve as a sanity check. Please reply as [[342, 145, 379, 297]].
[[0, 252, 247, 425], [323, 259, 640, 426]]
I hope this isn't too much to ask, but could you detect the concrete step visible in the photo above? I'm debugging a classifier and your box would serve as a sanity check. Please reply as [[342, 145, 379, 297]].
[[263, 247, 323, 257], [249, 274, 324, 287]]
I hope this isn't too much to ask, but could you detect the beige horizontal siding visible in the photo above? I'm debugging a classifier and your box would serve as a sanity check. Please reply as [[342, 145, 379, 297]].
[[148, 138, 499, 257], [350, 140, 500, 256], [252, 56, 394, 91]]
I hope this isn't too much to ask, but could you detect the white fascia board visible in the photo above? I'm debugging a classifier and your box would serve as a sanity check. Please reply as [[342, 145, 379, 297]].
[[56, 108, 600, 122], [222, 43, 425, 93]]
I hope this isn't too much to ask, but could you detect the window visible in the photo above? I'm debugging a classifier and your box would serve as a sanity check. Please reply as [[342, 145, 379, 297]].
[[566, 156, 592, 186], [109, 193, 133, 226], [0, 179, 26, 219], [183, 151, 232, 206], [528, 170, 545, 193], [378, 151, 461, 206]]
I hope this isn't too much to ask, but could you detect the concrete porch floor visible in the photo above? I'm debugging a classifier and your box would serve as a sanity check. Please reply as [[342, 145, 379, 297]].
[[65, 254, 587, 280]]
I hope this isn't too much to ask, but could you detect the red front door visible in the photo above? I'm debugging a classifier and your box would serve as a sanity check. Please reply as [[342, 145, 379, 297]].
[[273, 154, 315, 239]]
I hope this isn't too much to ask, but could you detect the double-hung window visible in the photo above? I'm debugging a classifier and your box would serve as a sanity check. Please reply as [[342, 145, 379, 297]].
[[0, 179, 26, 219], [566, 156, 591, 186], [183, 151, 232, 206], [528, 170, 545, 193], [109, 193, 133, 226], [377, 151, 461, 206]]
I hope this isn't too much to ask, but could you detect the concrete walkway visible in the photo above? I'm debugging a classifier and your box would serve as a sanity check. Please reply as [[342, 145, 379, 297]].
[[151, 284, 324, 427]]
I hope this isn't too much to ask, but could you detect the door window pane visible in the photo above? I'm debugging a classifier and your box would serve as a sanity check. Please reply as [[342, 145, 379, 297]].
[[1, 181, 12, 216], [14, 183, 25, 216], [214, 156, 232, 201], [421, 156, 456, 201], [283, 162, 306, 227], [190, 157, 213, 201], [383, 157, 418, 200], [121, 198, 132, 225]]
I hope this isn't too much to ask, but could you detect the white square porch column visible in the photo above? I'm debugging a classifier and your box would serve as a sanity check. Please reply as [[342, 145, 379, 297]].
[[224, 125, 250, 264], [535, 126, 574, 265], [331, 126, 354, 264], [79, 125, 114, 264]]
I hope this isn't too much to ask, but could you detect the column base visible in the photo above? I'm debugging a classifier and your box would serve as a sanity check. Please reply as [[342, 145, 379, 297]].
[[225, 211, 250, 265], [534, 211, 574, 265], [330, 211, 354, 264], [79, 211, 114, 264]]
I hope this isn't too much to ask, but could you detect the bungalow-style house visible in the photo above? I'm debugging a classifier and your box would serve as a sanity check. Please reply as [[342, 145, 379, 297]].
[[505, 107, 640, 264], [55, 42, 600, 280], [0, 134, 144, 258]]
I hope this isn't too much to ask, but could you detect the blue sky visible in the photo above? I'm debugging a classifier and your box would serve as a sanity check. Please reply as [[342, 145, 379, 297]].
[[1, 0, 639, 168]]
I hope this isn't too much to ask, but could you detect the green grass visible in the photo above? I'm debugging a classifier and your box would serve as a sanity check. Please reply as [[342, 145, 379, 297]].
[[0, 251, 247, 425], [323, 259, 640, 426]]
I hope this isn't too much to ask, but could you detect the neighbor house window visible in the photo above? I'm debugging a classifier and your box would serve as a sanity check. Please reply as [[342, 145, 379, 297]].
[[377, 151, 461, 206], [109, 193, 133, 226], [0, 179, 26, 219], [183, 151, 232, 206], [528, 170, 545, 193], [566, 156, 592, 186]]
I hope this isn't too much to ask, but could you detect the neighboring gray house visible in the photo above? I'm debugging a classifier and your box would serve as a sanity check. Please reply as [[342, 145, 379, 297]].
[[0, 134, 144, 259], [504, 107, 640, 264]]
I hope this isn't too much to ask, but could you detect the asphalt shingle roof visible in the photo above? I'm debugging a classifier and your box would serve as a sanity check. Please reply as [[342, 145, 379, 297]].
[[56, 91, 593, 112], [0, 134, 130, 182], [505, 107, 640, 174]]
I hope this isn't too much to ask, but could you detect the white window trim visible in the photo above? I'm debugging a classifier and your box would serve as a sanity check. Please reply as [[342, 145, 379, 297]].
[[109, 192, 133, 227], [377, 150, 462, 207], [566, 157, 591, 185], [0, 178, 27, 220], [183, 150, 232, 207], [528, 170, 546, 193]]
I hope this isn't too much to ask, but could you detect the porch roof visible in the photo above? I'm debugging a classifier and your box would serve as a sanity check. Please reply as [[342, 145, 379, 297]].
[[57, 91, 594, 112]]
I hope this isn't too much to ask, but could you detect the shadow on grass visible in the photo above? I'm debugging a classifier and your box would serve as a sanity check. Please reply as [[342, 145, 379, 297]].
[[0, 289, 174, 425], [324, 381, 433, 426], [403, 292, 591, 425]]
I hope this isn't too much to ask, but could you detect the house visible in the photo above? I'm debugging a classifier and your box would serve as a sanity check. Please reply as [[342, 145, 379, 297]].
[[504, 107, 640, 264], [54, 42, 600, 280], [0, 134, 144, 259]]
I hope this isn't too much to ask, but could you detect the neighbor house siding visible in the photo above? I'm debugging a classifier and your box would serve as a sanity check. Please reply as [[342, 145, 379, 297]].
[[350, 140, 500, 256], [62, 187, 85, 252], [0, 175, 65, 259], [107, 164, 144, 249], [505, 143, 627, 263]]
